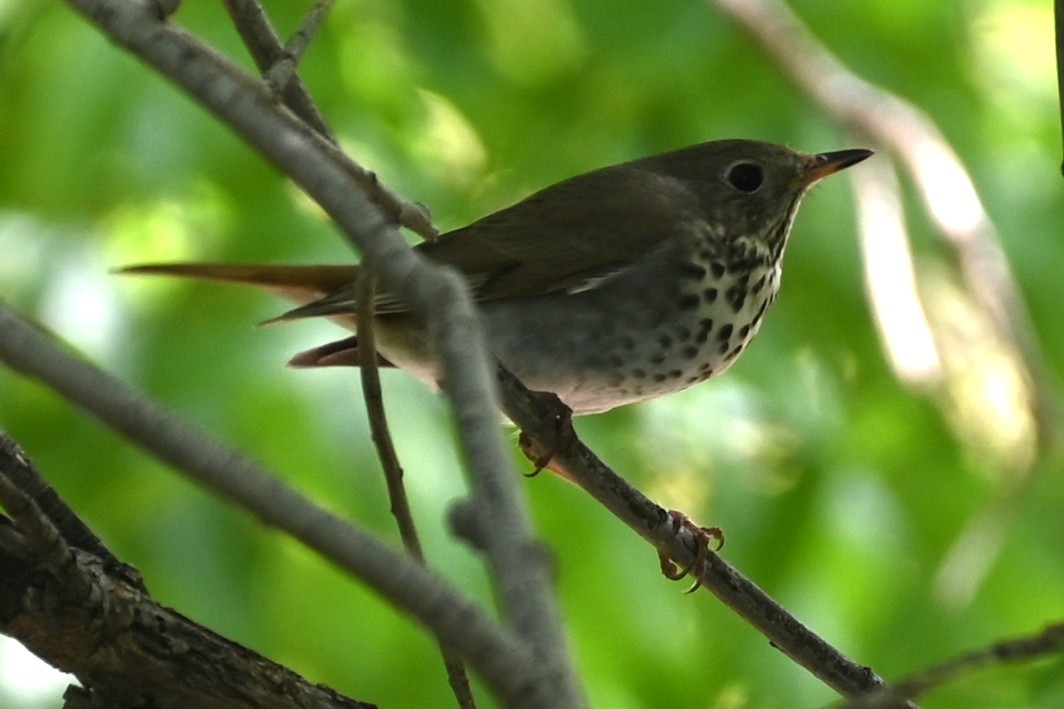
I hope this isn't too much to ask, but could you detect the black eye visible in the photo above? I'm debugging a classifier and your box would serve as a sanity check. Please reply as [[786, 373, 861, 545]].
[[726, 162, 763, 192]]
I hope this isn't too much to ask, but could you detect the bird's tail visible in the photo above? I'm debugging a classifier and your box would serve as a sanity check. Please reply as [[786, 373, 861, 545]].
[[116, 262, 359, 301], [117, 262, 378, 367], [118, 262, 362, 322]]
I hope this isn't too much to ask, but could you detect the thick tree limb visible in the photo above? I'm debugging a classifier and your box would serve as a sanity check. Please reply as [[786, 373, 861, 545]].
[[0, 431, 373, 709]]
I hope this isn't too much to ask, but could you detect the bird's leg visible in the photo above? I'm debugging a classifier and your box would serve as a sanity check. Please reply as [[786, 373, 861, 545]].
[[517, 392, 576, 478], [658, 510, 725, 593]]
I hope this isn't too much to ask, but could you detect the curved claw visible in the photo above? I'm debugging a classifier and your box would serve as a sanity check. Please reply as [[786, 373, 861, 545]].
[[518, 394, 576, 477], [658, 510, 725, 593]]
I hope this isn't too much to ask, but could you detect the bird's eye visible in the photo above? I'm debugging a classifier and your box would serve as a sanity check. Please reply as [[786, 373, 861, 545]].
[[726, 162, 763, 193]]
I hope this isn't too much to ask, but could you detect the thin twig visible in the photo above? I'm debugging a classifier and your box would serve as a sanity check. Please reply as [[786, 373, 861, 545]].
[[218, 0, 434, 240], [356, 272, 422, 556], [223, 5, 476, 701], [278, 0, 334, 77], [839, 622, 1064, 708], [221, 0, 334, 139], [356, 271, 478, 709]]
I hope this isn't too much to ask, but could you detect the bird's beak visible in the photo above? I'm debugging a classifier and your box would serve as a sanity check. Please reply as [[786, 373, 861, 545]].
[[797, 148, 874, 187]]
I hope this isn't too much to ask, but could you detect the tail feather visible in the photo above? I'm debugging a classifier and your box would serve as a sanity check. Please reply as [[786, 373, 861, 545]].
[[287, 336, 396, 368], [117, 263, 360, 301], [120, 261, 367, 331], [259, 291, 359, 325]]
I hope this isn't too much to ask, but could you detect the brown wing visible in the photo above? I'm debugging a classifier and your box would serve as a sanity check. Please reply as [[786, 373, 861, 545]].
[[121, 160, 707, 320], [406, 164, 704, 304]]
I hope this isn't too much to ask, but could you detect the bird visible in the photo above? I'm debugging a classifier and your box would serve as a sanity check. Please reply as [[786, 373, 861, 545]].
[[121, 139, 871, 415]]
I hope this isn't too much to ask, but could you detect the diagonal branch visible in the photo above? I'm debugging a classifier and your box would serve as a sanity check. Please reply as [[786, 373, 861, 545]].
[[62, 0, 581, 704], [222, 1, 476, 701], [0, 301, 542, 707], [840, 622, 1064, 708], [0, 430, 374, 709], [497, 369, 907, 705], [221, 0, 335, 140], [852, 155, 941, 386], [60, 1, 901, 703], [0, 420, 129, 575]]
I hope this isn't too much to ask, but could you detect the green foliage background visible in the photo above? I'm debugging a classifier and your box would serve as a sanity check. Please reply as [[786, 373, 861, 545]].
[[1, 1, 1062, 707]]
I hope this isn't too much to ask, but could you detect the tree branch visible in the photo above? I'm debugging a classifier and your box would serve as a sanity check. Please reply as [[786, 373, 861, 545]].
[[356, 271, 477, 707], [496, 369, 908, 705], [221, 0, 335, 140], [0, 301, 547, 707], [711, 0, 1062, 450], [841, 622, 1064, 708], [62, 1, 582, 705], [0, 430, 375, 709], [851, 156, 941, 386]]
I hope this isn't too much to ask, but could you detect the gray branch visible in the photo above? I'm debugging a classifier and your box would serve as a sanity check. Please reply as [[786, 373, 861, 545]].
[[0, 301, 557, 705], [62, 0, 581, 705]]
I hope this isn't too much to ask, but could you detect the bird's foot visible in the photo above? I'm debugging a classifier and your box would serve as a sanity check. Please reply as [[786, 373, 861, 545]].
[[658, 510, 725, 593], [517, 392, 575, 477]]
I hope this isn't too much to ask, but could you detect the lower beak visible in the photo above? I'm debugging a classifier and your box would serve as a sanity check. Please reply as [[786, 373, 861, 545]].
[[798, 148, 874, 187]]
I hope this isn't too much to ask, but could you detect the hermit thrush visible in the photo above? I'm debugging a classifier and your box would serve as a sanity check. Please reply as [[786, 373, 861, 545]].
[[123, 139, 870, 413]]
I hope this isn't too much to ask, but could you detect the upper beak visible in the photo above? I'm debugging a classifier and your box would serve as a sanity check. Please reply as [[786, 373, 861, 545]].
[[797, 148, 874, 187]]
